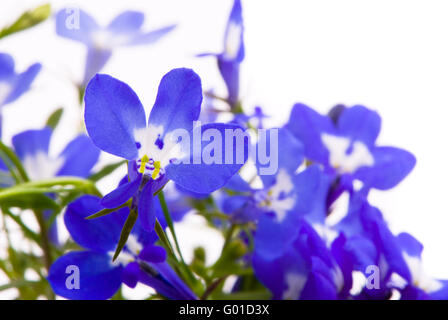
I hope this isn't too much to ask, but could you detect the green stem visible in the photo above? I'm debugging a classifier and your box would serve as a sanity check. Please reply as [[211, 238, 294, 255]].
[[158, 192, 196, 285], [17, 176, 102, 196], [2, 207, 40, 244], [0, 140, 29, 182], [33, 210, 53, 273]]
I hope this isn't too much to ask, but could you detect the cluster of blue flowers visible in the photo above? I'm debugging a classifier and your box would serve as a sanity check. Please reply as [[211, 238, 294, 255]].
[[0, 0, 442, 300]]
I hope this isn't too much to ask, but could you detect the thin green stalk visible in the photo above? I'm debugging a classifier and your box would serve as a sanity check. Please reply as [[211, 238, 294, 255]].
[[158, 191, 196, 284], [18, 176, 101, 196], [0, 140, 29, 182], [33, 209, 53, 273], [2, 207, 40, 244]]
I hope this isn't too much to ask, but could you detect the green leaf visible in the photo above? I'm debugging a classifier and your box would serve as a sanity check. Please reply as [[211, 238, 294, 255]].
[[85, 200, 131, 220], [0, 4, 51, 39], [45, 107, 64, 130], [112, 209, 138, 261], [88, 160, 126, 182]]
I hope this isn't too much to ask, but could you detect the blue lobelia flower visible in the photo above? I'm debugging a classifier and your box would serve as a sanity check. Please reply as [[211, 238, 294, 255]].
[[84, 68, 248, 231], [48, 195, 196, 300], [286, 104, 416, 196], [9, 127, 100, 243], [198, 0, 244, 109], [395, 233, 448, 300], [0, 53, 41, 134], [333, 192, 413, 299], [253, 218, 352, 300], [55, 9, 176, 87], [220, 128, 329, 260]]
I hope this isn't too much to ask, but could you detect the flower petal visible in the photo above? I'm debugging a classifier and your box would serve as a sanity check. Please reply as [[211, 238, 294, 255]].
[[82, 48, 112, 86], [48, 251, 122, 300], [0, 53, 15, 79], [217, 58, 239, 107], [127, 25, 176, 46], [397, 232, 423, 258], [138, 181, 157, 231], [355, 146, 416, 190], [139, 245, 166, 263], [222, 0, 245, 62], [56, 135, 100, 177], [100, 175, 142, 209], [256, 127, 304, 188], [107, 11, 144, 33], [338, 105, 381, 147], [64, 195, 126, 252], [55, 8, 99, 45], [166, 122, 249, 194], [84, 74, 146, 159], [12, 128, 52, 160], [286, 103, 334, 164], [4, 63, 41, 105], [148, 68, 202, 135]]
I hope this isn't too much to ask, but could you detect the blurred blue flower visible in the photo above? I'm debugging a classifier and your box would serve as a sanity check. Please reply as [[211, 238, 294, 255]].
[[198, 0, 244, 108], [286, 104, 416, 194], [0, 53, 41, 108], [253, 218, 351, 300], [84, 68, 248, 230], [0, 53, 41, 135], [48, 195, 196, 300], [6, 127, 100, 243], [55, 9, 176, 87]]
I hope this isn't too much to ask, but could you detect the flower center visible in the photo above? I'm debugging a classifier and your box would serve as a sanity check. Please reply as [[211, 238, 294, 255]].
[[137, 154, 163, 180]]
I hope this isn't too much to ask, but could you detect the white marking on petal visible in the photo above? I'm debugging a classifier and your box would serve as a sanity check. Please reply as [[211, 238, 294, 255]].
[[223, 22, 242, 60], [126, 234, 143, 256], [0, 82, 12, 105], [134, 125, 187, 179], [283, 272, 307, 300], [312, 223, 338, 246], [321, 133, 374, 174], [109, 251, 134, 267], [23, 152, 64, 180], [91, 29, 130, 49], [403, 252, 442, 293], [258, 169, 296, 222]]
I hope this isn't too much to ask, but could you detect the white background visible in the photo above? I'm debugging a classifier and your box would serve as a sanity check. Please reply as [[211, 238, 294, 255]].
[[1, 0, 448, 298]]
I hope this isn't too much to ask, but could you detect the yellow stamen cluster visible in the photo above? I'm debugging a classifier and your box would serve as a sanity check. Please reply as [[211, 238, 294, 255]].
[[139, 154, 149, 174], [152, 161, 161, 180]]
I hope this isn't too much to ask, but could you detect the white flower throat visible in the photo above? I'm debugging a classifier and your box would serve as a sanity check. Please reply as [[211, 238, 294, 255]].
[[321, 133, 374, 174], [256, 169, 296, 222], [134, 125, 186, 180]]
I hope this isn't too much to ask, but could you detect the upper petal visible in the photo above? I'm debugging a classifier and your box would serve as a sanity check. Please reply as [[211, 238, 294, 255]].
[[84, 74, 146, 159], [126, 25, 176, 46], [148, 68, 202, 136], [12, 127, 52, 160], [56, 135, 100, 177], [107, 11, 144, 33], [286, 103, 334, 165], [338, 105, 381, 147], [55, 8, 99, 45], [4, 63, 41, 105]]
